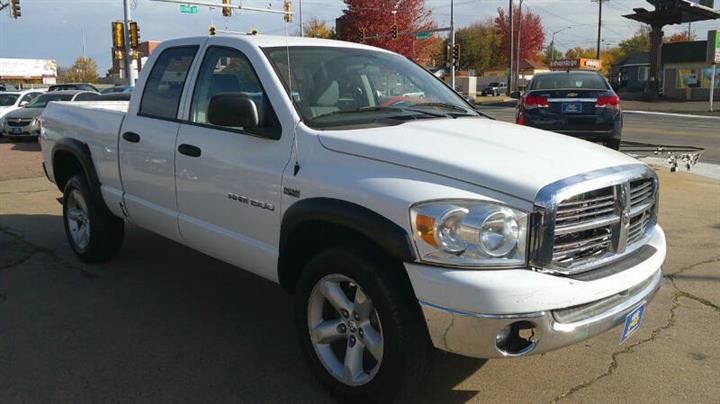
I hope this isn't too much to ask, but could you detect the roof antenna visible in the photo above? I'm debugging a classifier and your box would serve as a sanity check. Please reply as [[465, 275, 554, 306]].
[[283, 1, 301, 176]]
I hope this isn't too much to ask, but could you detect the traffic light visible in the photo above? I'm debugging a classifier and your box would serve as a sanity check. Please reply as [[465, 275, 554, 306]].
[[445, 44, 452, 67], [129, 22, 140, 49], [10, 0, 21, 18], [391, 24, 398, 40], [283, 1, 292, 23], [358, 28, 365, 43], [452, 44, 460, 68], [222, 0, 232, 17], [209, 24, 216, 36], [112, 21, 125, 50]]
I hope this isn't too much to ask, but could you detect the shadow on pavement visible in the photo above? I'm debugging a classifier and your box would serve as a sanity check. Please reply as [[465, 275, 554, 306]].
[[0, 213, 487, 402]]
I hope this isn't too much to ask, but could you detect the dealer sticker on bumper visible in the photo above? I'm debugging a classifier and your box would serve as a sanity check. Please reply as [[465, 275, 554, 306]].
[[620, 303, 645, 344]]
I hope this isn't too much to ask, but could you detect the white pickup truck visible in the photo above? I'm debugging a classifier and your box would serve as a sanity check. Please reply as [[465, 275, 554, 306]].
[[40, 34, 666, 402]]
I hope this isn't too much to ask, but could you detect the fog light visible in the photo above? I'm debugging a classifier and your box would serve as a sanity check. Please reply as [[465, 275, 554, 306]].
[[496, 321, 537, 356]]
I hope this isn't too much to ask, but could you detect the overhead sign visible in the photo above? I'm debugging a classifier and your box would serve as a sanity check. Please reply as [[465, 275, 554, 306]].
[[179, 4, 198, 14], [0, 58, 57, 79], [549, 58, 602, 71]]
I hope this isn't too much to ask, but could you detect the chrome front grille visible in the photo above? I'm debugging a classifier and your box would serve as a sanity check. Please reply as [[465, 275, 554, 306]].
[[532, 165, 658, 276], [7, 119, 32, 127]]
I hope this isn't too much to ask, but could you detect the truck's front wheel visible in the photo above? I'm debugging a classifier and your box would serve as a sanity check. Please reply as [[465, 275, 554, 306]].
[[295, 246, 432, 402], [62, 175, 124, 262]]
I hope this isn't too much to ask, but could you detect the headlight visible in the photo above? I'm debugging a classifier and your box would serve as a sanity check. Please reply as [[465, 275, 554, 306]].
[[411, 200, 528, 268]]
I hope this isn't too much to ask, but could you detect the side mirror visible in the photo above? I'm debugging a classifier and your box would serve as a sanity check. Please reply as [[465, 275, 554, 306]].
[[464, 96, 477, 107], [510, 91, 522, 100], [207, 93, 259, 129], [19, 101, 29, 107]]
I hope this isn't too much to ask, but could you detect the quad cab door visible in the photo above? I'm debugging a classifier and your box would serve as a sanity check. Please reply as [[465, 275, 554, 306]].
[[119, 40, 202, 241], [174, 38, 295, 280]]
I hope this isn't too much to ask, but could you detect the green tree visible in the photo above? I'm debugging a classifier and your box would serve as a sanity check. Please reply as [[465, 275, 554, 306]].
[[303, 18, 335, 39], [65, 57, 98, 83], [564, 47, 597, 59], [618, 26, 651, 56], [435, 20, 501, 72], [542, 46, 563, 64]]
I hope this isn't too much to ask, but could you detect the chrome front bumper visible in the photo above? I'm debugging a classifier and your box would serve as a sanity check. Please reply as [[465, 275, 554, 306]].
[[420, 267, 662, 358]]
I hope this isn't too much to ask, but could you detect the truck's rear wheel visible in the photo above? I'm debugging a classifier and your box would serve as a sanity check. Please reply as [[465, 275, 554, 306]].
[[295, 246, 432, 403], [62, 175, 124, 262]]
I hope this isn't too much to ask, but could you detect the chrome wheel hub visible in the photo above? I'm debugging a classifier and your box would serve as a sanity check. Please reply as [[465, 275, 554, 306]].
[[307, 274, 384, 387], [66, 190, 91, 250]]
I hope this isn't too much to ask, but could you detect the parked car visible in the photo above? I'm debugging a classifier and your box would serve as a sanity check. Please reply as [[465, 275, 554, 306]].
[[514, 70, 623, 150], [481, 81, 507, 96], [48, 83, 99, 92], [100, 86, 134, 94], [2, 90, 97, 141], [0, 90, 45, 135], [0, 82, 19, 92], [40, 35, 664, 402]]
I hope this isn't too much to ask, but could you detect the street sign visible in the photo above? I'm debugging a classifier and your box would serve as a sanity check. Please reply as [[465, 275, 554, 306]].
[[415, 32, 431, 40], [715, 31, 720, 63], [179, 4, 198, 14]]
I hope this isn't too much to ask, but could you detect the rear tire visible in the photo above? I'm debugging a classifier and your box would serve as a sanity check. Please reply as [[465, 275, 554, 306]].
[[62, 175, 124, 262], [607, 139, 622, 151], [295, 246, 433, 403]]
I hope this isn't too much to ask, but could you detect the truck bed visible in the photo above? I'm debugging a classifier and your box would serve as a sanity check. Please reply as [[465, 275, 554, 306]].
[[41, 101, 128, 212]]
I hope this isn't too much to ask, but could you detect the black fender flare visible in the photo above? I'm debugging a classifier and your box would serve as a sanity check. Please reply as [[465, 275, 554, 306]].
[[278, 198, 417, 287], [51, 138, 101, 193]]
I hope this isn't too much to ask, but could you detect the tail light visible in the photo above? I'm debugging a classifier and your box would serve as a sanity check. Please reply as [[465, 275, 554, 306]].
[[523, 95, 549, 109], [516, 111, 526, 125], [596, 95, 621, 111]]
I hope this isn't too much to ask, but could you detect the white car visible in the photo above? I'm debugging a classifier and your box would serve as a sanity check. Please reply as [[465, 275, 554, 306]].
[[0, 90, 45, 124], [40, 35, 665, 402]]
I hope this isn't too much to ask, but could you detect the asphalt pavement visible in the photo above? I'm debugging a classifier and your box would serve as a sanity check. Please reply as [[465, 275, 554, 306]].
[[478, 106, 720, 165]]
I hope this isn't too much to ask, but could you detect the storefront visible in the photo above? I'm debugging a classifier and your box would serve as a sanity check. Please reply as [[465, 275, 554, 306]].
[[0, 58, 57, 87], [662, 40, 720, 100]]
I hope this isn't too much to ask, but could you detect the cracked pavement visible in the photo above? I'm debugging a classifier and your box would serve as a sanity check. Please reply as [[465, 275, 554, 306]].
[[1, 155, 718, 402]]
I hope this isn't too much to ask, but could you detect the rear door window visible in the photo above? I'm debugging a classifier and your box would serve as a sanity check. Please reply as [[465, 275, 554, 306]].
[[139, 46, 199, 120], [532, 73, 609, 90]]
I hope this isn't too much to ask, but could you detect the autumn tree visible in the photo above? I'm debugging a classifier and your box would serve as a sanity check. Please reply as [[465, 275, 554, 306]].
[[437, 20, 502, 73], [493, 6, 545, 64], [339, 0, 436, 62], [303, 18, 335, 39], [564, 47, 597, 59], [667, 31, 695, 43], [618, 26, 651, 56], [64, 57, 98, 83]]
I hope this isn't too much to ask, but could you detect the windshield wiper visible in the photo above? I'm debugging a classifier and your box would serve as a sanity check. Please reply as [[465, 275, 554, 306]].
[[312, 106, 449, 121], [412, 102, 473, 113]]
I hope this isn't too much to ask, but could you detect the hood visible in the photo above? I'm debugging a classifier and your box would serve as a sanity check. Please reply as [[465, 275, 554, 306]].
[[4, 107, 43, 120], [317, 117, 639, 202]]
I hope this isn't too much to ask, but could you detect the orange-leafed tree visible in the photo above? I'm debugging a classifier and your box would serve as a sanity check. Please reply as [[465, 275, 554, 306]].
[[339, 0, 436, 63], [667, 31, 695, 43]]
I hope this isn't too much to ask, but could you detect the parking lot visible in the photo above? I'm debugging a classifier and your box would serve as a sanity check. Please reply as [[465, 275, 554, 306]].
[[1, 127, 718, 403]]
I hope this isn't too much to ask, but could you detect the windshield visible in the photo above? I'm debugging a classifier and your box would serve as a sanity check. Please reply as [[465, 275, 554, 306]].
[[488, 82, 499, 87], [264, 46, 477, 129], [0, 94, 19, 106], [27, 93, 74, 108], [531, 73, 609, 90]]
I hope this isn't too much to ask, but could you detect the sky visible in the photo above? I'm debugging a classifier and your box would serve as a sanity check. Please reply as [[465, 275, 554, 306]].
[[0, 0, 719, 73]]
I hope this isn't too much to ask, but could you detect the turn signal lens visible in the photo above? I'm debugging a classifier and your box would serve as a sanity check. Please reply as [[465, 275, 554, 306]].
[[415, 214, 437, 247]]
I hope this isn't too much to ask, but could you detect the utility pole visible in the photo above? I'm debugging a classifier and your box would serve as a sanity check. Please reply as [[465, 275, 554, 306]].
[[450, 0, 456, 91], [123, 0, 138, 85], [507, 0, 513, 96], [515, 0, 523, 91], [299, 0, 304, 36], [592, 0, 606, 60]]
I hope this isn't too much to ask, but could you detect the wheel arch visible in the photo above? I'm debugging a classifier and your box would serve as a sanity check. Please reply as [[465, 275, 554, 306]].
[[278, 198, 417, 293], [51, 138, 101, 193]]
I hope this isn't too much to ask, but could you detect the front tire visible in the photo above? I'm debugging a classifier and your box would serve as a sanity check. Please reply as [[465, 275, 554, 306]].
[[62, 175, 124, 262], [607, 138, 622, 151], [295, 246, 433, 403]]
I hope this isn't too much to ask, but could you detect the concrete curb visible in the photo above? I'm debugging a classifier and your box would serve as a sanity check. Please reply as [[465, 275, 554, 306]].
[[624, 110, 720, 120]]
